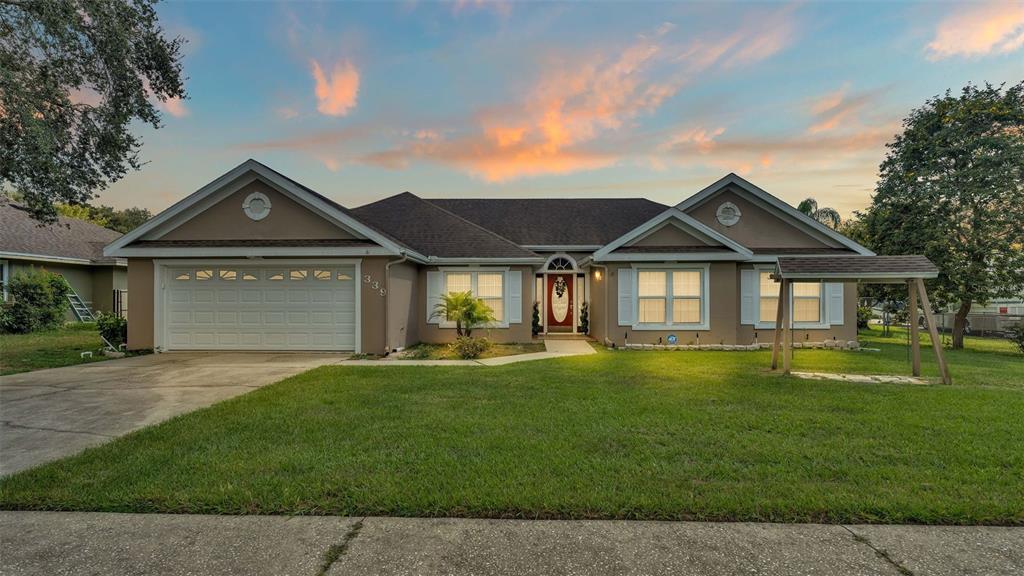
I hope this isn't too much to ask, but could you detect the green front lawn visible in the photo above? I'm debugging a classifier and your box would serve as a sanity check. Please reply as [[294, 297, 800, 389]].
[[1, 326, 1021, 524], [0, 323, 106, 375]]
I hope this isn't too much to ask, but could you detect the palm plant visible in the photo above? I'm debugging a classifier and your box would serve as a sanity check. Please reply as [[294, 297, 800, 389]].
[[430, 291, 496, 337], [796, 197, 842, 229]]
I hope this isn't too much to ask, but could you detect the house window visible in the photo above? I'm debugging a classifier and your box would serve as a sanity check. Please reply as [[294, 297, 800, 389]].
[[442, 270, 507, 323], [759, 271, 778, 323], [267, 270, 285, 281], [337, 272, 352, 281], [792, 282, 822, 323], [638, 271, 667, 323], [219, 269, 237, 281], [174, 271, 191, 281], [289, 269, 307, 281], [477, 272, 503, 321], [195, 269, 213, 281], [313, 269, 331, 281], [637, 268, 705, 325], [241, 271, 258, 281], [1, 259, 8, 300]]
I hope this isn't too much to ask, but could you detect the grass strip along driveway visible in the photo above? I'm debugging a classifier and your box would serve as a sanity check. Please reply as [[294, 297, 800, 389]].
[[1, 328, 1021, 524], [0, 323, 106, 375]]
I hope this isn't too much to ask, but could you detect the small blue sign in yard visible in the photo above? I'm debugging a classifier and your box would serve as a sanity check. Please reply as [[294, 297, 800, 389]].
[[667, 334, 678, 345]]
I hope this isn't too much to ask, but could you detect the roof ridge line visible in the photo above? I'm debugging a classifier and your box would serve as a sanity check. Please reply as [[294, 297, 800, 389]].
[[421, 198, 539, 257]]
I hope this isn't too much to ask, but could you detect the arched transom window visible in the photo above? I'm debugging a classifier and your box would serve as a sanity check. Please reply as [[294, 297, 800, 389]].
[[547, 256, 576, 271]]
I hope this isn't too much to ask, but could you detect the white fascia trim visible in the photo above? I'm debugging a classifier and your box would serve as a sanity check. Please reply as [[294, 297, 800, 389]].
[[675, 173, 875, 256], [0, 251, 126, 267], [629, 262, 711, 331], [597, 252, 747, 262], [113, 246, 396, 258], [522, 245, 604, 251], [592, 208, 753, 262], [105, 159, 412, 258]]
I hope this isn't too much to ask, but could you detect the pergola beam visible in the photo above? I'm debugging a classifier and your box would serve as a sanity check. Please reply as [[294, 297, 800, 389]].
[[908, 280, 921, 377], [771, 278, 785, 369]]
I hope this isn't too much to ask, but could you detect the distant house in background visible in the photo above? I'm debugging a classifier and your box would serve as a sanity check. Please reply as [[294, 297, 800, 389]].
[[1, 201, 127, 319]]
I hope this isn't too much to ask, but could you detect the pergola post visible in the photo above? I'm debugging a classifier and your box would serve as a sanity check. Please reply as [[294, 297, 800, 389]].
[[781, 279, 792, 374], [914, 278, 952, 385], [908, 280, 921, 377], [771, 278, 786, 370]]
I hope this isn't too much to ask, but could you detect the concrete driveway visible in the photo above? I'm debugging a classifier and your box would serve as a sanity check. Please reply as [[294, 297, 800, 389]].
[[0, 353, 346, 476]]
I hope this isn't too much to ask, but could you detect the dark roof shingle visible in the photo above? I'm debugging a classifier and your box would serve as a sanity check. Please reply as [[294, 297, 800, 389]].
[[776, 255, 938, 278], [351, 193, 539, 259], [0, 202, 122, 263], [425, 198, 667, 246]]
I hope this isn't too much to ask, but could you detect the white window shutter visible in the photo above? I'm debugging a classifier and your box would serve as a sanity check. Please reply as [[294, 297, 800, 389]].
[[617, 268, 634, 326], [828, 282, 844, 325], [426, 271, 443, 324], [508, 271, 522, 324], [740, 268, 756, 325]]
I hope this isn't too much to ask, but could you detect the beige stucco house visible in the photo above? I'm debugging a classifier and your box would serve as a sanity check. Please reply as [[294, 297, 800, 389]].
[[105, 160, 876, 353]]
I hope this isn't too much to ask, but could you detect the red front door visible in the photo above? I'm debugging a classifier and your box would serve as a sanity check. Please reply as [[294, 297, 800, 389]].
[[546, 274, 574, 329]]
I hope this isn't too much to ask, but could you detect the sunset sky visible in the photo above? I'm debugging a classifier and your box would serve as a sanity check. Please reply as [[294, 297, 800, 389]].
[[103, 0, 1024, 217]]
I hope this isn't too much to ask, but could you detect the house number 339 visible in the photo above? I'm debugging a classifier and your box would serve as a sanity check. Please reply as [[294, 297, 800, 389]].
[[363, 274, 387, 297]]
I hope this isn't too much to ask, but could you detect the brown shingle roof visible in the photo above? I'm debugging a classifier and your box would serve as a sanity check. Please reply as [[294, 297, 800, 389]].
[[351, 193, 540, 259], [425, 198, 668, 246], [776, 255, 938, 279], [0, 202, 122, 263]]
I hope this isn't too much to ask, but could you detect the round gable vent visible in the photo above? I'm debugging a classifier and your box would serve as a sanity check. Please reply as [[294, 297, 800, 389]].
[[716, 202, 741, 226], [243, 191, 272, 221]]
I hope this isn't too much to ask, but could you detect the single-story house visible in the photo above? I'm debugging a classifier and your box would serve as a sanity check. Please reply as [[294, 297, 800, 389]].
[[106, 159, 878, 353], [1, 201, 127, 319]]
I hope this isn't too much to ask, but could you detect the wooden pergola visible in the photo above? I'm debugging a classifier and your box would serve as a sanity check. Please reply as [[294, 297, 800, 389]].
[[770, 255, 950, 384]]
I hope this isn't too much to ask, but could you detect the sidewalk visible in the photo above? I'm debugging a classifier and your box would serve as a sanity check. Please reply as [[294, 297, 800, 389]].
[[2, 512, 1021, 575]]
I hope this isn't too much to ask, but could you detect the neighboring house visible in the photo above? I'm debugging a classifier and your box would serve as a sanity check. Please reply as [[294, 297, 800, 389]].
[[105, 159, 876, 353], [1, 201, 127, 319]]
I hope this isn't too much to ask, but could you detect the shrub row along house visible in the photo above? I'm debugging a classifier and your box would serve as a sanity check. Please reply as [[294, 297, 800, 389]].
[[106, 159, 876, 353]]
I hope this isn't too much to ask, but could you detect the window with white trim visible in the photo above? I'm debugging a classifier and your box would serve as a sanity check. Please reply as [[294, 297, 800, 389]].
[[637, 268, 704, 325], [792, 282, 822, 323], [443, 270, 506, 323], [0, 259, 8, 300]]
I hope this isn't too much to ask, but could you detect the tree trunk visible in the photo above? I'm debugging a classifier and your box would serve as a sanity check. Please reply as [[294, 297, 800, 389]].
[[951, 300, 971, 349]]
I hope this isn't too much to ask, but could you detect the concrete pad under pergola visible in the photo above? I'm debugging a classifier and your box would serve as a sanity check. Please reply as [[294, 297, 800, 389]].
[[770, 255, 950, 385]]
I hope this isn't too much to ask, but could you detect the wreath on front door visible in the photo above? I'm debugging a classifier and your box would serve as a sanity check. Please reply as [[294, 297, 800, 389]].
[[553, 277, 567, 298]]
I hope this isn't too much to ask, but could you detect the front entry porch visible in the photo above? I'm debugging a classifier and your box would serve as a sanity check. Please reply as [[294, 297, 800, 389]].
[[536, 254, 588, 335]]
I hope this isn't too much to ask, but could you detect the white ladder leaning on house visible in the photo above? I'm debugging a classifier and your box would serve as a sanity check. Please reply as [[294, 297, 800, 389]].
[[66, 287, 95, 322]]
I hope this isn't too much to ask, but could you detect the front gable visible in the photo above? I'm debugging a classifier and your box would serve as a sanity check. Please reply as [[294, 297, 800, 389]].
[[593, 209, 753, 262], [677, 174, 873, 255], [157, 179, 356, 241], [105, 160, 412, 258]]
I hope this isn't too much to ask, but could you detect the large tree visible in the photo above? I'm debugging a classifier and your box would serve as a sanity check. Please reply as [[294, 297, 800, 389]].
[[861, 82, 1024, 349], [0, 0, 185, 223]]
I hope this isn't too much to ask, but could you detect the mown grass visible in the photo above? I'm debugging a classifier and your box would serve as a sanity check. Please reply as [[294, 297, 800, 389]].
[[0, 323, 105, 375], [1, 326, 1021, 524]]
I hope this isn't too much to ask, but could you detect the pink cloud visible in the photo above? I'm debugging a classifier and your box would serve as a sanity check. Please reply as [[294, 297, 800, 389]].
[[806, 85, 881, 134], [927, 1, 1024, 59], [160, 96, 189, 118], [310, 59, 360, 116]]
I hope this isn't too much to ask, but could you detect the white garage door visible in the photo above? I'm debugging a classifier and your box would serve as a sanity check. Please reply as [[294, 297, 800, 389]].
[[162, 264, 357, 351]]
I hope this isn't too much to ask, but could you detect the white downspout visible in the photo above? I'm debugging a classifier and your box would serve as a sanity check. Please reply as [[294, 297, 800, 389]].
[[383, 252, 409, 356]]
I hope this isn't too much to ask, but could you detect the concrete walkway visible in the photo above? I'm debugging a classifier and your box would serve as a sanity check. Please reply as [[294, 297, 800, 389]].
[[340, 339, 595, 367], [1, 512, 1021, 575], [0, 353, 347, 476]]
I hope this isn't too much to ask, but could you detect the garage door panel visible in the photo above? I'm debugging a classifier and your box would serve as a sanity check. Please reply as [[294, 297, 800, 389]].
[[163, 264, 356, 351]]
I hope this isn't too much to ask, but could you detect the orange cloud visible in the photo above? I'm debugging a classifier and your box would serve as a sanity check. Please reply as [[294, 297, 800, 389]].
[[311, 59, 360, 116], [927, 1, 1024, 59]]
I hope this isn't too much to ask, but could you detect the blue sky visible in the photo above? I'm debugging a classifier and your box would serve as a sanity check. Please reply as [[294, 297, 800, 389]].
[[102, 0, 1024, 217]]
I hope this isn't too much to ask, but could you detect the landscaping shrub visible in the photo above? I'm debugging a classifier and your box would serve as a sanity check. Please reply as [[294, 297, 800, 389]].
[[96, 313, 128, 348], [532, 302, 541, 336], [580, 301, 589, 334], [1008, 324, 1024, 354], [450, 336, 491, 359], [0, 269, 70, 334], [856, 305, 873, 329]]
